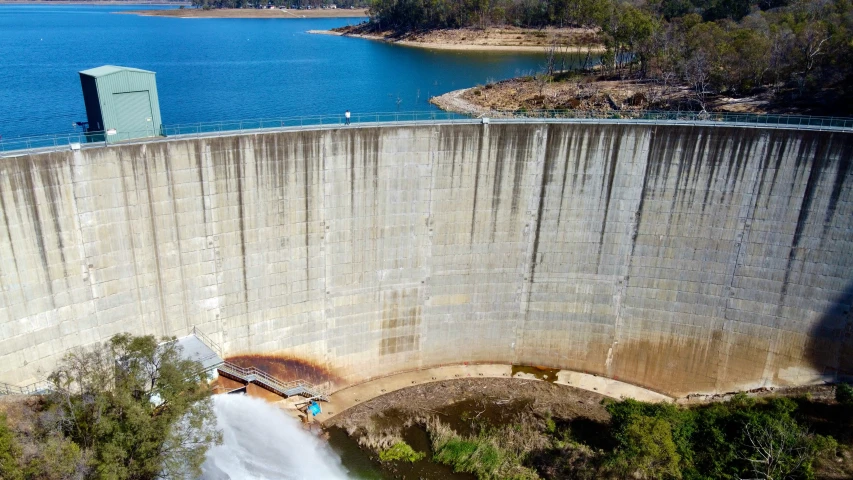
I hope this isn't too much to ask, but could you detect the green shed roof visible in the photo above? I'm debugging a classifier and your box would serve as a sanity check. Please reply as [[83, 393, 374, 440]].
[[79, 65, 155, 78]]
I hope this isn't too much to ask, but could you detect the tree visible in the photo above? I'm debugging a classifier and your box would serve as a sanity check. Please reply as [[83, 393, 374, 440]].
[[44, 333, 222, 480], [837, 383, 853, 406], [739, 416, 821, 480], [614, 415, 683, 479], [25, 434, 88, 480], [0, 413, 24, 480]]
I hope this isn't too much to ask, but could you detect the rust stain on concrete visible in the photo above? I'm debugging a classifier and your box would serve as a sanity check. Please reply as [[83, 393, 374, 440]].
[[226, 354, 342, 385]]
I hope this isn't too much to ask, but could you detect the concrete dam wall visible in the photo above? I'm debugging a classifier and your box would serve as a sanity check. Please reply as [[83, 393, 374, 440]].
[[1, 122, 851, 397]]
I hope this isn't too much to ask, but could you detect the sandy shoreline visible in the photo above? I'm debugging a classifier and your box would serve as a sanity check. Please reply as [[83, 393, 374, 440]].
[[430, 87, 492, 115], [310, 28, 605, 53], [120, 8, 367, 18]]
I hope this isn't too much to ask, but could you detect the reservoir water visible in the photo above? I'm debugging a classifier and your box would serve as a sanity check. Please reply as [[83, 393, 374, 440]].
[[0, 4, 549, 138]]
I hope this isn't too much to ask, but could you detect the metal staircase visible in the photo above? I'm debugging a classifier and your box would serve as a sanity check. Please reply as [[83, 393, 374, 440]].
[[187, 326, 329, 402], [217, 362, 328, 401]]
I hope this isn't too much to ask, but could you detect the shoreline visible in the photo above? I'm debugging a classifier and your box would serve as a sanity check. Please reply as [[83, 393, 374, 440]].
[[119, 7, 368, 18], [0, 1, 187, 4], [430, 78, 786, 116], [310, 28, 606, 53], [429, 87, 493, 115]]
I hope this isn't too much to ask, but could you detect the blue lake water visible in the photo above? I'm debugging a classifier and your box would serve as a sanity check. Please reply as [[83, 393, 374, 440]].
[[0, 5, 551, 138]]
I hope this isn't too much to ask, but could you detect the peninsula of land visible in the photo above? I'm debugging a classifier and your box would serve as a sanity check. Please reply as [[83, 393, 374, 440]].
[[429, 75, 784, 116], [311, 24, 605, 53], [120, 7, 367, 18]]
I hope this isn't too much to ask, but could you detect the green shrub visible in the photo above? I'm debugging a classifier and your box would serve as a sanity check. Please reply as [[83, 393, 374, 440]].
[[0, 414, 23, 480], [611, 415, 682, 479], [379, 441, 425, 463], [434, 437, 505, 477], [836, 383, 853, 406]]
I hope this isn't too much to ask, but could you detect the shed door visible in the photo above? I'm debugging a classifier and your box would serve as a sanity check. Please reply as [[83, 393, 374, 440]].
[[113, 91, 154, 141]]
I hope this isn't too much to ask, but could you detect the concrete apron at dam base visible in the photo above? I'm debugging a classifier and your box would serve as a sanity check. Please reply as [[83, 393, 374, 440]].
[[315, 363, 672, 422], [1, 121, 851, 402]]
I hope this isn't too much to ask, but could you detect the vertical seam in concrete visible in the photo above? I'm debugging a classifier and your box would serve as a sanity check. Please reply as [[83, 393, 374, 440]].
[[23, 160, 56, 306], [320, 132, 330, 375], [117, 149, 147, 335], [141, 148, 169, 336], [421, 126, 437, 371], [66, 151, 95, 339], [469, 125, 486, 241], [0, 173, 26, 319], [609, 125, 656, 376], [596, 129, 622, 273], [719, 131, 765, 390], [164, 146, 191, 333], [516, 124, 549, 364], [201, 144, 225, 351]]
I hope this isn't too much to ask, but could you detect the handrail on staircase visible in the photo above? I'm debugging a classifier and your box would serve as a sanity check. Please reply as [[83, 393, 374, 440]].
[[187, 326, 328, 401], [191, 325, 223, 358], [218, 362, 328, 400]]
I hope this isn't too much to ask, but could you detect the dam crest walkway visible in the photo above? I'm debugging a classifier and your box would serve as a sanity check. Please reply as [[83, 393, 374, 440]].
[[2, 109, 851, 158]]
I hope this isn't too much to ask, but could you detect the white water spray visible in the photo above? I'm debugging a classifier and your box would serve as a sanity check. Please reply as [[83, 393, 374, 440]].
[[201, 394, 351, 480]]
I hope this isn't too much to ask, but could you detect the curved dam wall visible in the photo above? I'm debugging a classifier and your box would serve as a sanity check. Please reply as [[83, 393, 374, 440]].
[[0, 123, 851, 397]]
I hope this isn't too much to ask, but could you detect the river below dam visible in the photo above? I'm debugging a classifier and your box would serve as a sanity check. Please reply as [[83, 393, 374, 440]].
[[0, 4, 558, 138]]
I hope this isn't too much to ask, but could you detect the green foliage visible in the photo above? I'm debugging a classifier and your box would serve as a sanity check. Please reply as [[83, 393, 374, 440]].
[[42, 333, 222, 480], [24, 434, 87, 480], [604, 393, 840, 480], [434, 437, 506, 477], [363, 0, 853, 113], [428, 418, 540, 480], [607, 400, 694, 478], [544, 416, 556, 434], [379, 441, 426, 462], [0, 414, 24, 480], [837, 383, 853, 406], [619, 415, 682, 478]]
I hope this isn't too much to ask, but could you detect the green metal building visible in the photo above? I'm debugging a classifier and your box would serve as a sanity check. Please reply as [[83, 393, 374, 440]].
[[79, 66, 162, 143]]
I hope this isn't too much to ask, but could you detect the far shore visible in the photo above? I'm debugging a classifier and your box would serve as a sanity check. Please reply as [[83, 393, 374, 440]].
[[310, 26, 606, 53], [119, 7, 367, 18], [0, 1, 188, 4]]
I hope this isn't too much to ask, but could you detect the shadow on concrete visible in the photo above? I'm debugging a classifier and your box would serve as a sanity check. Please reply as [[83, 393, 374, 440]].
[[806, 280, 853, 381]]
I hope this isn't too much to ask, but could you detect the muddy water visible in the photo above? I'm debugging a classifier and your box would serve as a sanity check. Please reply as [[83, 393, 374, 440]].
[[327, 423, 476, 480], [511, 365, 561, 383], [325, 397, 537, 479]]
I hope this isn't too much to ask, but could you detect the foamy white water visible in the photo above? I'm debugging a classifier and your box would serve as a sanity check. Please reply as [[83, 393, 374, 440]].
[[201, 394, 351, 480]]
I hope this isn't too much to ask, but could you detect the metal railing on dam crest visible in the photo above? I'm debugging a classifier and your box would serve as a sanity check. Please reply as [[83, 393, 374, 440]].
[[2, 109, 851, 156]]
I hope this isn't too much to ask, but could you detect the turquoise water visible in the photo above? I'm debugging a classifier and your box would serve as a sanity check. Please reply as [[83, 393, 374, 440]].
[[0, 5, 550, 138]]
